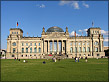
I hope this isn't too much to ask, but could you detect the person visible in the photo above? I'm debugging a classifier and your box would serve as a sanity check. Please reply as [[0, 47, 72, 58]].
[[85, 56, 88, 62], [23, 60, 26, 63], [43, 61, 46, 64], [76, 57, 78, 62], [54, 58, 56, 62], [75, 57, 76, 62], [72, 57, 73, 59], [14, 57, 16, 60], [78, 57, 79, 62], [18, 59, 20, 61]]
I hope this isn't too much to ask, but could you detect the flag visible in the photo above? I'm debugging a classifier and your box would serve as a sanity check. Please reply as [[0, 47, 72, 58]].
[[92, 21, 94, 27], [75, 31, 76, 39], [82, 32, 83, 36], [17, 22, 18, 27], [36, 45, 37, 48]]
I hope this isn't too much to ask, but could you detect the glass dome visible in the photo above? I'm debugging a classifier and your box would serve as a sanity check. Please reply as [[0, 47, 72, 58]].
[[46, 26, 64, 32]]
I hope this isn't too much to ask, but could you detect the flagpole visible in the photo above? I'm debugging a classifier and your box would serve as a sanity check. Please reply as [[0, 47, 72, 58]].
[[75, 31, 76, 57], [16, 21, 17, 28]]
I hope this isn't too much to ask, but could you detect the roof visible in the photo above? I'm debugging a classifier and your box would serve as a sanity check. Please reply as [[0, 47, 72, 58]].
[[10, 28, 23, 33], [46, 26, 64, 32]]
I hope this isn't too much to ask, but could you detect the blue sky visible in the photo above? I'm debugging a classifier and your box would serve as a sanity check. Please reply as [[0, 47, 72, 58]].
[[1, 1, 108, 49]]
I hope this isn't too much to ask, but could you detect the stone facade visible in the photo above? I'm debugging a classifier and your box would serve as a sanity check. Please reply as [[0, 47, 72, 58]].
[[6, 26, 105, 59]]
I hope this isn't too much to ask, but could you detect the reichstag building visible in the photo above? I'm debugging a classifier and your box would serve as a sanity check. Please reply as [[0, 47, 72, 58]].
[[6, 26, 105, 59]]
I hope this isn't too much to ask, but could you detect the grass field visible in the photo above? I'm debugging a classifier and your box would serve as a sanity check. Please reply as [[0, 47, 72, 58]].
[[1, 58, 108, 81]]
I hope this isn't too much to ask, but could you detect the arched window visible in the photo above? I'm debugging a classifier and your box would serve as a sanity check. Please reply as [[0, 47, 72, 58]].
[[95, 47, 98, 52], [26, 48, 28, 53], [12, 42, 16, 46], [34, 47, 37, 53], [30, 48, 32, 53], [70, 47, 73, 53], [22, 48, 24, 53], [95, 41, 98, 45], [12, 55, 14, 57], [79, 47, 81, 52], [13, 48, 15, 53], [39, 47, 41, 53]]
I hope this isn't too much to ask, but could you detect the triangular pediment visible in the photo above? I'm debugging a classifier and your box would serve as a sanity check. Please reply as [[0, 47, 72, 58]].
[[45, 32, 66, 39]]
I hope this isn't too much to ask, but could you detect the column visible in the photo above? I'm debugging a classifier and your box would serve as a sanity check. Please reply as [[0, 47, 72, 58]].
[[52, 40, 54, 54], [57, 40, 59, 54], [48, 40, 50, 54], [81, 41, 83, 53], [62, 40, 63, 54], [44, 40, 45, 54]]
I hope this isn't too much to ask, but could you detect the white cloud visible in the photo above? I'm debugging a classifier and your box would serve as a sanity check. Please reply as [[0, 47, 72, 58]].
[[84, 29, 88, 31], [70, 31, 80, 36], [59, 1, 71, 6], [100, 30, 108, 35], [36, 4, 45, 8], [82, 2, 89, 8], [104, 37, 108, 42], [59, 1, 80, 9], [71, 2, 80, 9], [78, 30, 82, 32], [59, 1, 90, 9]]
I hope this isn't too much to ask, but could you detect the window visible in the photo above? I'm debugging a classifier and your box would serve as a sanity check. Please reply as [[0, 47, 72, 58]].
[[17, 32, 18, 34], [70, 43, 72, 46], [22, 43, 24, 46], [26, 43, 28, 46], [79, 54, 81, 56], [87, 47, 90, 52], [95, 47, 98, 52], [25, 55, 27, 57], [95, 41, 98, 45], [30, 48, 32, 53], [34, 54, 36, 56], [13, 48, 15, 53], [22, 48, 24, 53], [97, 54, 99, 56], [26, 48, 28, 53], [34, 47, 37, 53], [83, 42, 85, 45], [12, 32, 13, 34], [70, 47, 73, 53], [88, 54, 91, 56], [83, 47, 86, 52], [79, 43, 81, 45], [12, 42, 16, 46], [39, 47, 41, 53], [75, 47, 77, 52], [34, 43, 36, 46], [39, 43, 40, 46], [87, 42, 89, 45], [21, 55, 23, 57], [12, 55, 14, 57], [79, 47, 81, 52], [30, 43, 32, 46]]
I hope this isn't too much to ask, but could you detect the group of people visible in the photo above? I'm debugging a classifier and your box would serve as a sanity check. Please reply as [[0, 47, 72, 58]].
[[73, 56, 88, 62], [52, 57, 57, 62], [14, 57, 20, 61]]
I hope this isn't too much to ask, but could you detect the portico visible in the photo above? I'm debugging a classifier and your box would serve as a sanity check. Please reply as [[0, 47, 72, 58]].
[[43, 39, 66, 55]]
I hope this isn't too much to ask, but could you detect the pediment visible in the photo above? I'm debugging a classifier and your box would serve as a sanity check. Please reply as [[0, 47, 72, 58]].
[[45, 32, 66, 39]]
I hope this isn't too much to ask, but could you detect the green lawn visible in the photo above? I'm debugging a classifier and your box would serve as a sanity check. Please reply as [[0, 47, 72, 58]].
[[1, 58, 108, 81]]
